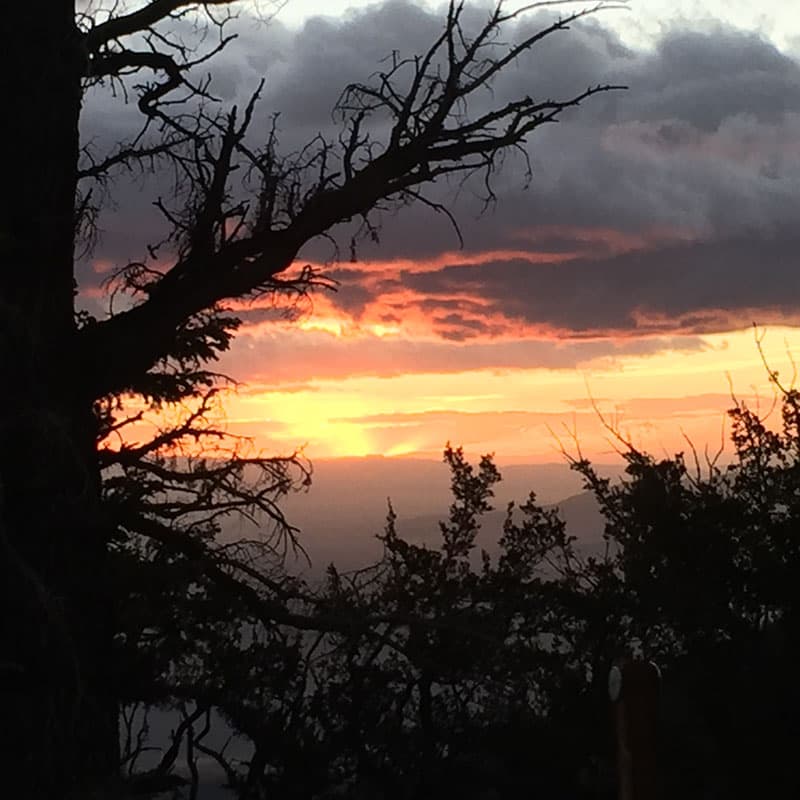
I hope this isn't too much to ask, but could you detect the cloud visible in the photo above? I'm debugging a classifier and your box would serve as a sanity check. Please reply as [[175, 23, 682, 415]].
[[76, 2, 800, 361], [631, 28, 800, 131], [563, 393, 753, 417], [398, 231, 800, 335], [225, 326, 707, 383]]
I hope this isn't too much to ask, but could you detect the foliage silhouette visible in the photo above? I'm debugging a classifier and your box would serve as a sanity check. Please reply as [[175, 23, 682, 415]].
[[187, 382, 800, 799], [0, 1, 625, 797], [564, 378, 800, 799], [117, 445, 610, 798]]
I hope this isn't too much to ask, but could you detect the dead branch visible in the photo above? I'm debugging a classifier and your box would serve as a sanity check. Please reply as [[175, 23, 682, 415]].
[[78, 2, 627, 400]]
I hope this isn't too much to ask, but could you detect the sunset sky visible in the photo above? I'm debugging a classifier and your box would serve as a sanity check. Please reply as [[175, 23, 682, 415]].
[[80, 0, 800, 465]]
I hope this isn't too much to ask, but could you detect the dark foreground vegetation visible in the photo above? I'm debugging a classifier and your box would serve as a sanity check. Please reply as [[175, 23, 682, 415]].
[[111, 383, 800, 800]]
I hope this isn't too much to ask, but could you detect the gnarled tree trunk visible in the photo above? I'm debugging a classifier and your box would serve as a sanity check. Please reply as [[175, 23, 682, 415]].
[[0, 3, 118, 796]]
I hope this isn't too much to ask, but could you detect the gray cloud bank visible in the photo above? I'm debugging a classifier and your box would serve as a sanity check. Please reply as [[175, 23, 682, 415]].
[[78, 1, 800, 341], [398, 232, 800, 336]]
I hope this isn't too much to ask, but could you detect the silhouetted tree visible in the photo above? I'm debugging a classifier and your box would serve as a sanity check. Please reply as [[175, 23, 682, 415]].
[[105, 376, 800, 799], [0, 1, 624, 796], [291, 375, 800, 800], [560, 372, 800, 798], [145, 445, 604, 799]]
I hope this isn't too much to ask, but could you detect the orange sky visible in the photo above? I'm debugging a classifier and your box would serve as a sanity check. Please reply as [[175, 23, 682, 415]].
[[81, 4, 800, 470], [105, 238, 800, 467], [208, 321, 797, 464], [189, 229, 800, 464]]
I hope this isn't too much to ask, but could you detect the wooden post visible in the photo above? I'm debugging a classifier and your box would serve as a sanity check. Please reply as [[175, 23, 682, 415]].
[[608, 659, 660, 800]]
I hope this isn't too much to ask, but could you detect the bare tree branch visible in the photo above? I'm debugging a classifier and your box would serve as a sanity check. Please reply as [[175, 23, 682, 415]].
[[78, 2, 625, 400], [83, 0, 235, 53]]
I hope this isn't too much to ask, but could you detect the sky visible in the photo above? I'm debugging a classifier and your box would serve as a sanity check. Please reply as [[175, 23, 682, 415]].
[[275, 0, 800, 52], [80, 0, 800, 465]]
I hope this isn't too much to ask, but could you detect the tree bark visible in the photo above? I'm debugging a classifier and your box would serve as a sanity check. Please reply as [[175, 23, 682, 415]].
[[0, 3, 118, 796]]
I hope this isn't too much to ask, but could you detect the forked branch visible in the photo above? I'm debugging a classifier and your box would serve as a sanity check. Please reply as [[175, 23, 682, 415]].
[[78, 1, 626, 401]]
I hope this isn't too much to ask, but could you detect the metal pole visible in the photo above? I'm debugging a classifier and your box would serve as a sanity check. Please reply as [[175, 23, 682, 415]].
[[608, 659, 660, 800]]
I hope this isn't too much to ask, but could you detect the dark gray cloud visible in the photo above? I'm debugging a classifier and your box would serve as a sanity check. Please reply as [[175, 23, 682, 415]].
[[398, 231, 800, 334], [276, 10, 800, 279], [432, 313, 506, 342], [76, 1, 800, 339], [631, 28, 800, 130]]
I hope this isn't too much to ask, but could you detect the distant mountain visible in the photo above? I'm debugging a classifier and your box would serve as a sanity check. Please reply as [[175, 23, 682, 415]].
[[387, 489, 605, 555], [223, 457, 619, 574], [551, 490, 606, 545]]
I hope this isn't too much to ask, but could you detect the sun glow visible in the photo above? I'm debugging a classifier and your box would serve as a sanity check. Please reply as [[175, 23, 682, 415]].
[[108, 311, 800, 467], [297, 317, 346, 337], [209, 326, 800, 463]]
